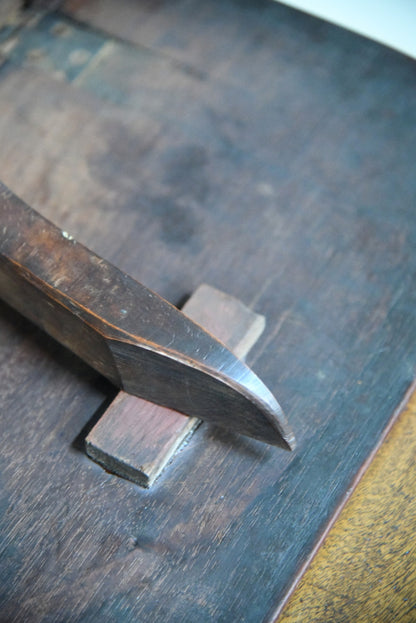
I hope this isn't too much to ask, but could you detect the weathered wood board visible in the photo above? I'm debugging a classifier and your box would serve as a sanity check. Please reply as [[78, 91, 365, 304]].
[[0, 2, 415, 621]]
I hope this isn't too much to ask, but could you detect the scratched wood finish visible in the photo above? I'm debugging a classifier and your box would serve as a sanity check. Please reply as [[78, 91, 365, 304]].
[[0, 189, 291, 447], [0, 2, 415, 621], [86, 284, 266, 487], [280, 390, 416, 623]]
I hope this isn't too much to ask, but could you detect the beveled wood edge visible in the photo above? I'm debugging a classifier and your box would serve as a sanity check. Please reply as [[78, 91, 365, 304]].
[[269, 375, 416, 622]]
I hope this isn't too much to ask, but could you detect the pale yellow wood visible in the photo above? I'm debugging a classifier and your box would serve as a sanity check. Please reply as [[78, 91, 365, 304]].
[[279, 393, 416, 622]]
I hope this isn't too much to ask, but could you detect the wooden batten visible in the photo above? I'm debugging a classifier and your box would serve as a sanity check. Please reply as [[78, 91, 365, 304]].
[[85, 284, 265, 487]]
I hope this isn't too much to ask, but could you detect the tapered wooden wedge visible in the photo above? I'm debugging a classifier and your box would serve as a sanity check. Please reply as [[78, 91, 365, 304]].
[[0, 182, 295, 449]]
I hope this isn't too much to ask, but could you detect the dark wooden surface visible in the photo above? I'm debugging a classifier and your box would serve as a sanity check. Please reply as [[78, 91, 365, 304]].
[[86, 284, 266, 487], [0, 2, 415, 621]]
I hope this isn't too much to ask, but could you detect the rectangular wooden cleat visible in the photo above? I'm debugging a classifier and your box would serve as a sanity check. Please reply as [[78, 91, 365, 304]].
[[85, 284, 265, 487]]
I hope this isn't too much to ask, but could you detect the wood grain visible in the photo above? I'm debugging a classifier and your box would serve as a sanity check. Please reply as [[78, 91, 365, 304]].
[[279, 390, 416, 623], [86, 284, 266, 487], [0, 2, 415, 621]]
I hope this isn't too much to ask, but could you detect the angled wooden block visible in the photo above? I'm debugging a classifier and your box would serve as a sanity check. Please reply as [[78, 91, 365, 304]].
[[85, 284, 265, 487]]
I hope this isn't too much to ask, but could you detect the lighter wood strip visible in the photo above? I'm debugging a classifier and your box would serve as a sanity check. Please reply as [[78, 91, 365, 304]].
[[279, 391, 416, 622], [86, 284, 265, 487]]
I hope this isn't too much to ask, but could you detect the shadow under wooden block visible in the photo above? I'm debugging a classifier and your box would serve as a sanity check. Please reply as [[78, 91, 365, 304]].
[[85, 284, 265, 487]]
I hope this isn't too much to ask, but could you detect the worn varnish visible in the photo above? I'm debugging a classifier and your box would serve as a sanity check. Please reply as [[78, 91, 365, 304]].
[[86, 284, 266, 487], [0, 1, 415, 621]]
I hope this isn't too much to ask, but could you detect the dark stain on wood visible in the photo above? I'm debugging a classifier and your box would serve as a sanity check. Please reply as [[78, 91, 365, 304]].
[[0, 1, 415, 621]]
